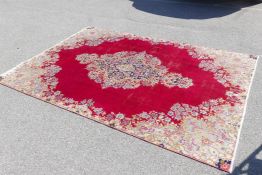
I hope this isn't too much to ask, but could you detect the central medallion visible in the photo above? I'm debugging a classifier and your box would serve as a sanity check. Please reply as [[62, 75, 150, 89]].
[[76, 51, 193, 89]]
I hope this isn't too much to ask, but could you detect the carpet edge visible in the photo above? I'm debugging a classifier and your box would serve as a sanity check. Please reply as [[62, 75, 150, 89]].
[[229, 55, 260, 173]]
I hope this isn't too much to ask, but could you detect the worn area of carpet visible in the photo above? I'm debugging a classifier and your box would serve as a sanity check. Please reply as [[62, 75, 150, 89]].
[[0, 27, 258, 172]]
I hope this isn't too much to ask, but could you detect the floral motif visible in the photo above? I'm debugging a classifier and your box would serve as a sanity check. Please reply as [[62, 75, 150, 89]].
[[76, 51, 193, 89]]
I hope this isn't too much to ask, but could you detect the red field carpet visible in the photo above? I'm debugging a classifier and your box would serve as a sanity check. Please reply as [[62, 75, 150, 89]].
[[0, 27, 258, 172]]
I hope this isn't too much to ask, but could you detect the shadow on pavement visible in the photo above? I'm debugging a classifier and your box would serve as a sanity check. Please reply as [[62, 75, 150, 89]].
[[230, 145, 262, 175], [130, 0, 261, 19]]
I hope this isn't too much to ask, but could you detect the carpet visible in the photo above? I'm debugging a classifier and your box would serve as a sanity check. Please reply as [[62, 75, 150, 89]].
[[0, 27, 258, 172]]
